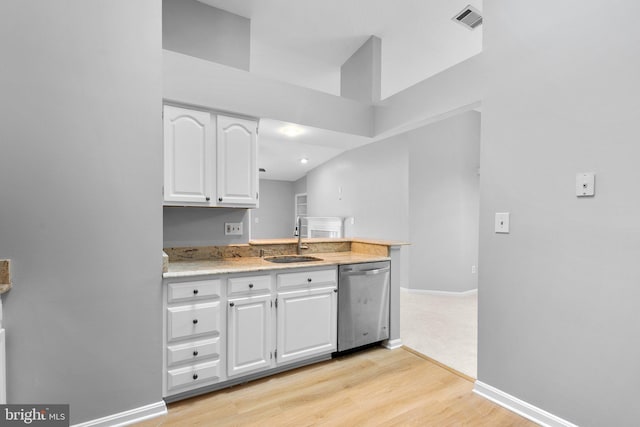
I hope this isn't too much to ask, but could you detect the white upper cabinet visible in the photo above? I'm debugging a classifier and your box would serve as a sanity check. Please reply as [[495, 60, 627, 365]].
[[163, 106, 259, 208], [216, 115, 259, 207], [163, 105, 214, 204]]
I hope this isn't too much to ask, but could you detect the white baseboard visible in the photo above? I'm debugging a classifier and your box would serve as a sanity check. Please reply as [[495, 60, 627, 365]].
[[72, 401, 167, 427], [382, 338, 403, 350], [473, 381, 578, 427], [401, 287, 477, 297]]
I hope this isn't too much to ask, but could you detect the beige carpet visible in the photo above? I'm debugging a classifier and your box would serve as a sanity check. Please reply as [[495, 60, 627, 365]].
[[400, 288, 477, 378]]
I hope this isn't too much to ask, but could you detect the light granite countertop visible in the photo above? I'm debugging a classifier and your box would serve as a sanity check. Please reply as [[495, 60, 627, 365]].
[[163, 251, 390, 279], [248, 237, 408, 247], [0, 259, 11, 294]]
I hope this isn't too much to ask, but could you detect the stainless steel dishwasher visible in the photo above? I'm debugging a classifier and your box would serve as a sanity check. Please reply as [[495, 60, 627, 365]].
[[338, 261, 390, 352]]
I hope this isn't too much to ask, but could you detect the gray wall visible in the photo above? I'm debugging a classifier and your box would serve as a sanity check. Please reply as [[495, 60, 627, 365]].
[[373, 53, 484, 136], [478, 1, 640, 425], [306, 138, 409, 241], [251, 180, 295, 239], [293, 176, 307, 196], [408, 111, 480, 292], [340, 36, 382, 103], [163, 208, 249, 247], [163, 0, 250, 70], [306, 137, 410, 286], [305, 112, 479, 292], [0, 1, 162, 424]]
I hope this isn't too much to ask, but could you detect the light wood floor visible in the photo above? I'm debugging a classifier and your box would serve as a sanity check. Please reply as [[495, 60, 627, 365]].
[[137, 348, 536, 426]]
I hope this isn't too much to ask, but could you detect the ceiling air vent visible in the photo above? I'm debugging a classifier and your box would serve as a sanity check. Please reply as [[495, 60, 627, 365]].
[[452, 5, 483, 30]]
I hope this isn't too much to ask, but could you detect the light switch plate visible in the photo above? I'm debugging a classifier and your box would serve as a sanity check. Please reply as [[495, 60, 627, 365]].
[[495, 212, 510, 234], [576, 173, 595, 197]]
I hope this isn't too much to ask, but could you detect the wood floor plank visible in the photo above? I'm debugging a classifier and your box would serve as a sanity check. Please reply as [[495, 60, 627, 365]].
[[136, 348, 537, 426]]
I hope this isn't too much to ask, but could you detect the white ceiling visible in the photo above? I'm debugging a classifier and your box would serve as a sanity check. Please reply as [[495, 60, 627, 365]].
[[196, 0, 483, 181], [258, 119, 371, 181]]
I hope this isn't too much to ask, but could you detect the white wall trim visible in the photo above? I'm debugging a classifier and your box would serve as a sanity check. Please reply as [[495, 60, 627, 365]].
[[382, 338, 403, 350], [401, 287, 477, 297], [0, 329, 5, 404], [71, 401, 167, 427], [474, 381, 579, 427]]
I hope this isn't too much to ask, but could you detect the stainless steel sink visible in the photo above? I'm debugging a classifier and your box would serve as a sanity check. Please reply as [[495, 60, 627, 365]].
[[264, 255, 323, 264]]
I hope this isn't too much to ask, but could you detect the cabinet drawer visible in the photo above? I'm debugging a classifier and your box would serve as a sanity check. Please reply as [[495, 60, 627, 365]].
[[228, 275, 271, 295], [167, 360, 220, 391], [277, 268, 337, 290], [168, 279, 221, 303], [167, 301, 220, 341], [167, 337, 220, 366]]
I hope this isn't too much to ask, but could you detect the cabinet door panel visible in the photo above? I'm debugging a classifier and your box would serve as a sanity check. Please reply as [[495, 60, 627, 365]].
[[164, 105, 214, 204], [277, 287, 337, 365], [216, 115, 258, 206], [227, 295, 272, 376]]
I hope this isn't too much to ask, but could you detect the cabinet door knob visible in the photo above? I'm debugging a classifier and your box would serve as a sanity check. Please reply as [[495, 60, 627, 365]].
[[307, 278, 312, 283], [193, 350, 199, 357], [218, 197, 223, 202], [334, 289, 338, 293], [205, 197, 210, 201], [193, 373, 198, 380], [192, 319, 198, 324], [193, 289, 199, 295], [249, 283, 254, 289], [229, 302, 235, 307]]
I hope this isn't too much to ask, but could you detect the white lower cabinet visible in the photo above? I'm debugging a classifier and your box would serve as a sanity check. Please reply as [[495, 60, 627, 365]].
[[163, 280, 224, 397], [163, 266, 338, 399], [277, 286, 337, 365], [227, 294, 273, 377]]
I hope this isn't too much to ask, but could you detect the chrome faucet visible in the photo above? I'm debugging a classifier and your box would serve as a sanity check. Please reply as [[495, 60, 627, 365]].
[[296, 216, 308, 254]]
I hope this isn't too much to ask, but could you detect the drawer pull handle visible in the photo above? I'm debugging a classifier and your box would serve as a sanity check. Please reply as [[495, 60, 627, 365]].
[[192, 319, 198, 325], [249, 283, 254, 289], [193, 373, 198, 380], [193, 350, 199, 357], [307, 278, 312, 283], [193, 289, 199, 295], [230, 302, 235, 307], [218, 197, 223, 202]]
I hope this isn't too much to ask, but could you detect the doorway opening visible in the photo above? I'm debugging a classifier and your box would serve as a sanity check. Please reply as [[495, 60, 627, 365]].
[[400, 109, 480, 379]]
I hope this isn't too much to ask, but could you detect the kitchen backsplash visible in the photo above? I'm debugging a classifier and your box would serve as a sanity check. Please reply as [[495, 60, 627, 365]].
[[163, 207, 250, 248]]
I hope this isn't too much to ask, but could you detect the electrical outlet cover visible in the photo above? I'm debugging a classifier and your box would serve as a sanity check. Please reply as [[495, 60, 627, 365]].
[[224, 222, 243, 236], [576, 173, 595, 197]]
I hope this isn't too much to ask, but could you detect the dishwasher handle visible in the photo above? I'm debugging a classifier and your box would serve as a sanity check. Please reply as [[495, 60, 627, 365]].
[[341, 267, 390, 276]]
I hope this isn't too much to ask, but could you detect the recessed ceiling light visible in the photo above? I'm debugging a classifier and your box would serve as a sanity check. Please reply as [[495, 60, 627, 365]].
[[300, 158, 309, 164], [280, 125, 304, 137]]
